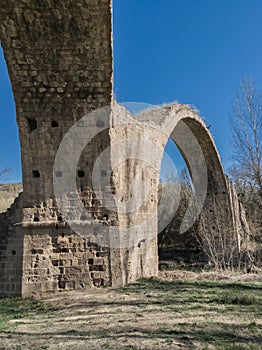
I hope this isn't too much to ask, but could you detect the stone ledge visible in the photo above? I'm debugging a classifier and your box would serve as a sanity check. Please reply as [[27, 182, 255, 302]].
[[14, 220, 110, 229]]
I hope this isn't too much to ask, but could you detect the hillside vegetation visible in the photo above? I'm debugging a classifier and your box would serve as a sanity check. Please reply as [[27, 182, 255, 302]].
[[0, 183, 23, 213]]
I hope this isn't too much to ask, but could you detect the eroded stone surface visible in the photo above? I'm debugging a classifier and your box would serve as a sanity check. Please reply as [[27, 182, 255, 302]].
[[0, 1, 249, 298]]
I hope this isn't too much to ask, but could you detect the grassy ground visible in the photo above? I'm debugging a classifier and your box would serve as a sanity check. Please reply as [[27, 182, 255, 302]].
[[0, 275, 261, 350]]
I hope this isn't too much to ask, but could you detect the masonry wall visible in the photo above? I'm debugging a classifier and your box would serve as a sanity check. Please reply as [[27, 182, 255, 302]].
[[0, 197, 23, 297], [0, 0, 115, 297], [137, 105, 250, 265], [109, 106, 160, 285], [0, 0, 159, 297], [0, 0, 113, 218], [22, 224, 111, 297], [0, 1, 249, 298]]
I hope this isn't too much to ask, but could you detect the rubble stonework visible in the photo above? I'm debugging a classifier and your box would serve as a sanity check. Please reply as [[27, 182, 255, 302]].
[[0, 1, 249, 298], [0, 0, 115, 297]]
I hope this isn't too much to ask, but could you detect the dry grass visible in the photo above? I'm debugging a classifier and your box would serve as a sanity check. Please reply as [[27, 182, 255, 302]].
[[159, 269, 262, 283], [0, 273, 261, 350]]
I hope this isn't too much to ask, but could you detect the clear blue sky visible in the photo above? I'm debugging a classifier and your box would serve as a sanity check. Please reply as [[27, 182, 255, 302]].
[[1, 0, 262, 183]]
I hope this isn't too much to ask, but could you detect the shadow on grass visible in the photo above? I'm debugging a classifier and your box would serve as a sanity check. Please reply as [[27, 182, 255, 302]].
[[0, 278, 261, 349], [41, 278, 261, 314], [2, 322, 261, 349], [122, 278, 262, 292]]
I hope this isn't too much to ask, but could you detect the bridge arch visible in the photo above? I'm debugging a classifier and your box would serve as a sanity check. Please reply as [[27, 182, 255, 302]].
[[0, 0, 249, 297], [137, 104, 244, 262]]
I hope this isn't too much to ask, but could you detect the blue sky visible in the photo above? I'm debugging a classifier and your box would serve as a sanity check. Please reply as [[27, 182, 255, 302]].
[[1, 0, 262, 183]]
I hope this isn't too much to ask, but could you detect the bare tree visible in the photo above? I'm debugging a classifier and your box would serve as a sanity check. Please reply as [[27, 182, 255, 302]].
[[0, 166, 10, 179], [229, 78, 262, 260], [230, 77, 262, 199]]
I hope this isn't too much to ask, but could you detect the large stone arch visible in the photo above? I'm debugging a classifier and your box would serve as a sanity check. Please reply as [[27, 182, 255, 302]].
[[0, 1, 249, 298], [137, 104, 248, 262]]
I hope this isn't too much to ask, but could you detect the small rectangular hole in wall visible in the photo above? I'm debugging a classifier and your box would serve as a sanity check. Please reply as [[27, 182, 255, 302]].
[[27, 118, 37, 132], [99, 265, 106, 271], [61, 248, 70, 253], [32, 170, 40, 178], [31, 249, 43, 254], [78, 170, 85, 178], [53, 248, 61, 254], [58, 281, 66, 289], [51, 120, 59, 127], [88, 258, 94, 265]]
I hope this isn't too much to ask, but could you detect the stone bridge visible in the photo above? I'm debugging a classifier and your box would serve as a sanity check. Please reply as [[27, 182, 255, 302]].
[[0, 0, 248, 297]]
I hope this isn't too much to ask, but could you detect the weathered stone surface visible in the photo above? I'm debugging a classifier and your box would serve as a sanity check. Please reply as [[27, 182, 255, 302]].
[[138, 105, 250, 258], [0, 0, 116, 297], [0, 0, 249, 298]]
